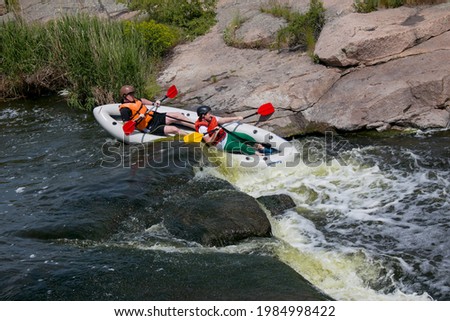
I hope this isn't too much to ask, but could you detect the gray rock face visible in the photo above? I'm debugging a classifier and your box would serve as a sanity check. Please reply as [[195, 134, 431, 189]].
[[315, 5, 450, 67], [0, 0, 134, 22], [305, 49, 450, 131], [159, 0, 450, 134]]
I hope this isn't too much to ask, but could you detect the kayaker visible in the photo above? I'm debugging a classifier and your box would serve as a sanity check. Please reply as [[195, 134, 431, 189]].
[[195, 106, 263, 156], [119, 85, 195, 136]]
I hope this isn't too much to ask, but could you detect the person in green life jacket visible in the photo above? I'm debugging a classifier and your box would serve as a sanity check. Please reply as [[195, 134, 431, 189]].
[[194, 106, 264, 156]]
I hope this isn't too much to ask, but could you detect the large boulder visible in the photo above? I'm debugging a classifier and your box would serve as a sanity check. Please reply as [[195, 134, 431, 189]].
[[315, 4, 450, 67], [158, 176, 272, 246], [304, 48, 450, 131]]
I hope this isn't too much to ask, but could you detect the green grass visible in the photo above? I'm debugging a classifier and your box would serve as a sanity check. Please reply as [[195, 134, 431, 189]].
[[223, 11, 248, 48], [262, 0, 326, 57], [1, 1, 217, 110], [117, 0, 217, 40], [1, 15, 161, 110]]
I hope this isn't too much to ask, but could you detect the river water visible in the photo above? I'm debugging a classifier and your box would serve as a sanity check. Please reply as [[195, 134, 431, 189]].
[[1, 97, 449, 301]]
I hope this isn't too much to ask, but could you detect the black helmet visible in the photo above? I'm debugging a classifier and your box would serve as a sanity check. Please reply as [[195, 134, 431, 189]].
[[197, 105, 211, 117]]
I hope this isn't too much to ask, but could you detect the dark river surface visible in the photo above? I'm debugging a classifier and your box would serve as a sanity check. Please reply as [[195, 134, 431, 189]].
[[1, 97, 449, 300]]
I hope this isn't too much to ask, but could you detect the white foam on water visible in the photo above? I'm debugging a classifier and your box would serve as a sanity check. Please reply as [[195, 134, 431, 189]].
[[270, 210, 431, 301], [109, 222, 278, 256], [196, 142, 441, 300], [0, 108, 20, 120]]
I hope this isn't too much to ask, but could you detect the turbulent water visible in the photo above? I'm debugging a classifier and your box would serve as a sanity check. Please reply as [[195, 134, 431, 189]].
[[1, 97, 449, 300]]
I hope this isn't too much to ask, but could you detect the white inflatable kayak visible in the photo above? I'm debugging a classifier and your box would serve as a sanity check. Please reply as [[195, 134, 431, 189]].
[[93, 104, 298, 168]]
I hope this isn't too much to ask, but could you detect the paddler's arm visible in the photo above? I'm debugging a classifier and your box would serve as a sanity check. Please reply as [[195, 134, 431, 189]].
[[141, 98, 161, 107], [217, 116, 243, 125], [120, 107, 133, 122], [198, 126, 219, 144]]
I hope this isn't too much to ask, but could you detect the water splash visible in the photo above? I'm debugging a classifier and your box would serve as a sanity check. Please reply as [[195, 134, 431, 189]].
[[197, 138, 447, 300]]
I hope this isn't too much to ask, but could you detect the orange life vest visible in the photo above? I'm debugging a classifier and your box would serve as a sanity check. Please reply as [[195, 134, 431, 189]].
[[119, 99, 154, 131], [195, 116, 226, 145]]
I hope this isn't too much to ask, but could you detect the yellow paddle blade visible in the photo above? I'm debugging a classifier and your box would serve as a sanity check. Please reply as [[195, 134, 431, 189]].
[[183, 132, 203, 143]]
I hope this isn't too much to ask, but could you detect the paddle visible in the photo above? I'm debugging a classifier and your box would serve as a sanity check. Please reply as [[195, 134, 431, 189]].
[[122, 85, 178, 135], [242, 102, 274, 120], [182, 102, 275, 144]]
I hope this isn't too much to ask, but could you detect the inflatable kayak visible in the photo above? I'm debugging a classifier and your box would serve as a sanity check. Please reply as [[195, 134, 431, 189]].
[[93, 103, 298, 168]]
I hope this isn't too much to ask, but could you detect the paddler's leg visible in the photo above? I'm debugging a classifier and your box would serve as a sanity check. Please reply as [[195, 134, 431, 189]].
[[163, 125, 188, 136], [223, 133, 259, 155], [147, 113, 188, 136], [165, 112, 195, 129]]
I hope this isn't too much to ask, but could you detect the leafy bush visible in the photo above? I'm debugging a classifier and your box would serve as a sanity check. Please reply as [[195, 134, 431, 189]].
[[124, 20, 180, 57], [118, 0, 217, 39]]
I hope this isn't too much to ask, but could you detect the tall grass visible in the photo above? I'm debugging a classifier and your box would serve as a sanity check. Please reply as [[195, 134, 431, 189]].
[[46, 15, 173, 108], [1, 0, 217, 109], [0, 15, 165, 110], [262, 0, 326, 56]]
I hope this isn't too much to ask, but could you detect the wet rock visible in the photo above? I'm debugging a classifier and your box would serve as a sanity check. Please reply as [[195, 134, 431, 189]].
[[257, 194, 297, 217], [159, 177, 271, 246]]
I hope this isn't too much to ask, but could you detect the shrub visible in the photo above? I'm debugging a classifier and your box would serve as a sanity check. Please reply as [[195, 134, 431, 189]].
[[223, 11, 247, 48], [124, 20, 180, 57], [272, 0, 326, 54], [118, 0, 217, 39]]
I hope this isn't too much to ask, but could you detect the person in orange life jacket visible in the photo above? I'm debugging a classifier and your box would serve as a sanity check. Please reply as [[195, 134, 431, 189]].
[[195, 106, 264, 156], [119, 85, 195, 136]]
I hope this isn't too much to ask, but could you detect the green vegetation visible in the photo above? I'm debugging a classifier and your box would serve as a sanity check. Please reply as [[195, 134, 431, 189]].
[[223, 0, 326, 55], [1, 0, 217, 110], [117, 0, 217, 40], [262, 0, 326, 57], [223, 11, 248, 48], [5, 0, 20, 13], [1, 15, 159, 109], [353, 0, 448, 13]]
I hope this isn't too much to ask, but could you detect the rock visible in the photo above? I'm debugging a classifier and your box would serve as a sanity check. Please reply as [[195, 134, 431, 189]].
[[0, 0, 132, 23], [234, 13, 287, 48], [257, 194, 297, 217], [159, 0, 450, 135], [158, 177, 272, 246], [315, 4, 450, 67], [304, 49, 450, 131]]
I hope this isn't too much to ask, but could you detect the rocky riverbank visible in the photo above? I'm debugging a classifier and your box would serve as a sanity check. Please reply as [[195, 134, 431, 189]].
[[2, 0, 449, 136], [158, 0, 450, 136]]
